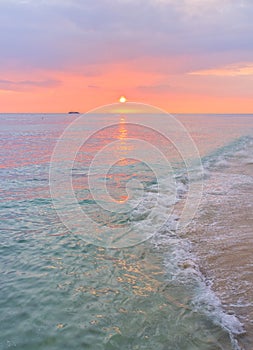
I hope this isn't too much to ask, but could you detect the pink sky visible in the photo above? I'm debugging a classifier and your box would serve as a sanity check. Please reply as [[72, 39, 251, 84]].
[[0, 0, 252, 113]]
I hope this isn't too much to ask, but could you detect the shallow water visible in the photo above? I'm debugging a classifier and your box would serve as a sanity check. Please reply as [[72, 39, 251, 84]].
[[184, 138, 253, 350], [1, 112, 253, 349]]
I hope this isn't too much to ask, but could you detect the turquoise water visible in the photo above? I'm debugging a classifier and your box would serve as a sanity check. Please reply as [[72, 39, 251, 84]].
[[1, 112, 253, 349]]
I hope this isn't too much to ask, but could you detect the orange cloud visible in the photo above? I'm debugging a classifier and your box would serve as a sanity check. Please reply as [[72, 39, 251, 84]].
[[189, 62, 253, 77]]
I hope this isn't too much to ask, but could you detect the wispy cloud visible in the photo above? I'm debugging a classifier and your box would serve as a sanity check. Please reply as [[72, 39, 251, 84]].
[[0, 79, 61, 91], [189, 62, 253, 77], [87, 85, 100, 89], [137, 84, 171, 93]]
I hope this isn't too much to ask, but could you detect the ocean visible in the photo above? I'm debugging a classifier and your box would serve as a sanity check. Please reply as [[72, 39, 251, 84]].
[[1, 108, 253, 350]]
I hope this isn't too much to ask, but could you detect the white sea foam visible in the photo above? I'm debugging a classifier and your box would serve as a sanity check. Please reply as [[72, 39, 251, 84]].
[[150, 218, 245, 349], [161, 233, 245, 349], [146, 138, 253, 349], [115, 135, 253, 347]]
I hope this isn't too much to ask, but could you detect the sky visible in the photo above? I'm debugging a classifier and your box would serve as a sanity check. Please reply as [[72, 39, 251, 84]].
[[0, 0, 252, 113]]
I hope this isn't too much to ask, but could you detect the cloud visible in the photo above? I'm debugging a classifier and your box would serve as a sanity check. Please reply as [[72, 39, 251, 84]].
[[0, 0, 253, 72], [0, 79, 61, 91], [189, 62, 253, 76], [87, 85, 100, 89], [137, 84, 171, 93]]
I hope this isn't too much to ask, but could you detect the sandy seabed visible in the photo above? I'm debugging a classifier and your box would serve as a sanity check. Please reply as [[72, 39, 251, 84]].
[[186, 158, 253, 350]]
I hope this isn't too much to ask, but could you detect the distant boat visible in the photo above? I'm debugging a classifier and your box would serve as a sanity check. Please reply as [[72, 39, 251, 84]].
[[68, 111, 80, 114]]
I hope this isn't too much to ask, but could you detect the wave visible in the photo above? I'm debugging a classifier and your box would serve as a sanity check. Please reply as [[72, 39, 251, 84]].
[[141, 135, 253, 349]]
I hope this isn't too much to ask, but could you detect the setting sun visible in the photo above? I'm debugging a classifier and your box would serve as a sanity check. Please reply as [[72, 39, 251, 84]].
[[119, 96, 127, 103]]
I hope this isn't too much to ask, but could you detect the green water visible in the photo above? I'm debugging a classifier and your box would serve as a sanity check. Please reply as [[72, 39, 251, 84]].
[[1, 231, 235, 350], [2, 112, 252, 349]]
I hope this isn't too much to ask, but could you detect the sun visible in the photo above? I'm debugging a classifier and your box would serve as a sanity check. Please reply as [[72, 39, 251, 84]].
[[119, 96, 127, 103]]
